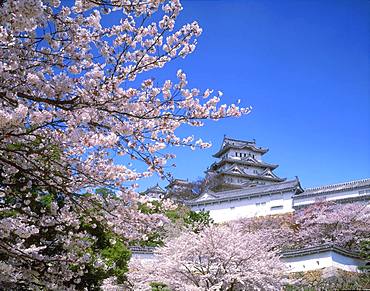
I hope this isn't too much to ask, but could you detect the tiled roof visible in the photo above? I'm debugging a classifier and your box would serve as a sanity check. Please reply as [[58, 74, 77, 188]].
[[130, 244, 362, 260], [213, 143, 268, 158], [209, 157, 278, 171], [187, 179, 302, 205], [165, 178, 191, 189], [296, 178, 370, 198], [141, 184, 166, 194], [129, 246, 156, 254], [281, 244, 361, 259], [215, 164, 286, 182], [213, 137, 269, 157]]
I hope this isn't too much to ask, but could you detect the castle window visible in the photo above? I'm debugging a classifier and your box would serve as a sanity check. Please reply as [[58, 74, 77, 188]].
[[270, 205, 283, 211], [315, 196, 327, 202], [359, 190, 370, 195]]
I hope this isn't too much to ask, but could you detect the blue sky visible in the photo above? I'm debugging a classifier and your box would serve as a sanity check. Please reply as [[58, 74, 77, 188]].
[[136, 0, 370, 190]]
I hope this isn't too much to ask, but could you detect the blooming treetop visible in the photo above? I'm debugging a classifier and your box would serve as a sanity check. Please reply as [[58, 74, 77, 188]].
[[293, 202, 370, 250], [127, 225, 286, 291], [0, 0, 248, 289], [0, 0, 248, 195], [234, 202, 370, 252], [234, 213, 295, 251]]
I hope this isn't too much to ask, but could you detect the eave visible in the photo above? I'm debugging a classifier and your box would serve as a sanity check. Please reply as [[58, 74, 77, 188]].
[[209, 158, 278, 171], [281, 244, 362, 259], [186, 180, 300, 206], [218, 172, 286, 183], [296, 178, 370, 198], [213, 144, 269, 158]]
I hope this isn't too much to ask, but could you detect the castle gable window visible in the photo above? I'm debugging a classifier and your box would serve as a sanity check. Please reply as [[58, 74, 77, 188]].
[[270, 205, 283, 211]]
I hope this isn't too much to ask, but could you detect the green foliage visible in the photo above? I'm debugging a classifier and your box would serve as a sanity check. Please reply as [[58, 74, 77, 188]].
[[165, 205, 190, 224], [101, 240, 131, 283], [40, 193, 54, 208], [2, 183, 132, 290], [78, 214, 132, 289], [359, 239, 370, 271], [139, 232, 165, 247], [284, 285, 315, 291], [135, 200, 214, 248], [162, 204, 213, 233], [285, 269, 370, 290], [6, 142, 23, 151], [150, 282, 172, 291], [95, 187, 115, 198], [184, 210, 214, 233], [138, 199, 163, 215]]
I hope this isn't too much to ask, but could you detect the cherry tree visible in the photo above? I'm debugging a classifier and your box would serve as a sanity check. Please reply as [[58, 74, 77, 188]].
[[0, 0, 247, 288], [293, 202, 370, 250], [128, 225, 286, 291], [234, 202, 370, 251], [233, 213, 295, 251]]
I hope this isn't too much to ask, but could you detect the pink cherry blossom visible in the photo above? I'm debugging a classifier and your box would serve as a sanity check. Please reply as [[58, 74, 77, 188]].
[[128, 225, 286, 290], [0, 0, 248, 288]]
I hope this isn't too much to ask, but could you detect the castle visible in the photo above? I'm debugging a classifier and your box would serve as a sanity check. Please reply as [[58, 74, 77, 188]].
[[137, 137, 370, 274], [143, 136, 370, 223]]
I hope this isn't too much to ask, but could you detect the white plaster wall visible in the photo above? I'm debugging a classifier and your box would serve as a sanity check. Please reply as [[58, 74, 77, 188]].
[[228, 150, 262, 161], [331, 252, 365, 272], [283, 251, 333, 272], [283, 251, 364, 273], [293, 186, 370, 208], [132, 250, 364, 274], [243, 166, 261, 175], [131, 252, 155, 261], [192, 185, 369, 223], [191, 191, 295, 223]]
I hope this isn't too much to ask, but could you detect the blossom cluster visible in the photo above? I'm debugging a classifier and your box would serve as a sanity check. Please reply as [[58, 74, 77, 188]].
[[0, 0, 248, 288], [235, 201, 370, 251], [128, 225, 286, 290]]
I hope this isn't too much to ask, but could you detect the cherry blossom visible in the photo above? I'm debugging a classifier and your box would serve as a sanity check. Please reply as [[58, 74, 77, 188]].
[[0, 0, 248, 288], [293, 202, 370, 250], [127, 225, 286, 291]]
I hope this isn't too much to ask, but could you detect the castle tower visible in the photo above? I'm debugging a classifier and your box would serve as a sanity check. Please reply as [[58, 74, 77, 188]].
[[141, 184, 166, 200], [206, 136, 285, 191]]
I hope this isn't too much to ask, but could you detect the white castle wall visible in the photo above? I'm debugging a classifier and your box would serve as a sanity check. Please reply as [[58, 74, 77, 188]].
[[131, 252, 155, 261], [293, 187, 370, 208], [190, 182, 370, 223], [191, 191, 295, 223], [283, 251, 364, 273], [131, 249, 364, 273], [225, 149, 262, 162]]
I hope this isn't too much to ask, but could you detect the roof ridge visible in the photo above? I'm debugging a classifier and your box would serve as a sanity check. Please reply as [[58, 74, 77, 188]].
[[217, 179, 297, 194], [224, 136, 256, 144], [187, 179, 299, 205], [281, 243, 361, 258], [305, 178, 370, 192]]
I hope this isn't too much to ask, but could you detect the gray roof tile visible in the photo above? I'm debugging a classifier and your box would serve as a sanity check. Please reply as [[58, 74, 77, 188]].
[[187, 179, 302, 205]]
